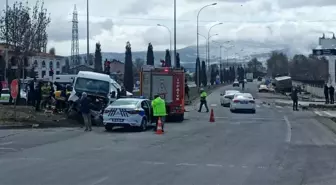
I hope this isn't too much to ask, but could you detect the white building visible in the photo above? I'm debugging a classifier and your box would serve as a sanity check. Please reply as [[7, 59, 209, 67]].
[[30, 53, 66, 79]]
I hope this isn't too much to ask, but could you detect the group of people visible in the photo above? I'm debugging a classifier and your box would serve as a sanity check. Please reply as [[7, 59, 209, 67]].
[[324, 84, 335, 104], [26, 78, 71, 112]]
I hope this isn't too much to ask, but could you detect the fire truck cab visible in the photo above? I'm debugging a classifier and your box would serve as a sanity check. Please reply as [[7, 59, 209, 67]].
[[140, 65, 185, 122]]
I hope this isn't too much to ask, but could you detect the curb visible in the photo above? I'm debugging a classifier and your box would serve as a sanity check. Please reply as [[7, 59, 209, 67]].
[[0, 121, 81, 130]]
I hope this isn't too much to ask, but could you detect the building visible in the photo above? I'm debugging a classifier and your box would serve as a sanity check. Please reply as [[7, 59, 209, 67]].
[[30, 53, 66, 79], [109, 60, 125, 75], [0, 43, 66, 80]]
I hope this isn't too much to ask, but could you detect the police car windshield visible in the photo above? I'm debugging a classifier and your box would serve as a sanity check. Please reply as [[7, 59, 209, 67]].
[[112, 99, 139, 106]]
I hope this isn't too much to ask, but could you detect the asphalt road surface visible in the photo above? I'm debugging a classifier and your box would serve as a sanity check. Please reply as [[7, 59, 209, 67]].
[[1, 81, 336, 185]]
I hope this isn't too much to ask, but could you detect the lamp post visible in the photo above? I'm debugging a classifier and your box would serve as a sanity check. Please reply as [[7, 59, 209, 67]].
[[207, 23, 222, 69], [199, 33, 217, 64], [4, 0, 8, 82], [173, 0, 176, 67], [87, 0, 89, 69], [157, 24, 172, 61], [196, 3, 217, 60]]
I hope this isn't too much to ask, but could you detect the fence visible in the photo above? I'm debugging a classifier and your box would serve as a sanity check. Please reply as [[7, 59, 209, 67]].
[[292, 80, 325, 98]]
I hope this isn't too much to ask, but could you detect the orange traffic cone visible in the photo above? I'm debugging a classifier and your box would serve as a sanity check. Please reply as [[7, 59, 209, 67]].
[[156, 117, 164, 135], [209, 109, 215, 122]]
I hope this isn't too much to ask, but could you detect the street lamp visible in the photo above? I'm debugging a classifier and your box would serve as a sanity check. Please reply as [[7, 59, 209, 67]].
[[196, 3, 217, 60], [157, 24, 172, 61], [207, 22, 222, 69], [198, 33, 207, 62], [199, 33, 217, 64], [87, 0, 89, 69], [4, 0, 8, 82]]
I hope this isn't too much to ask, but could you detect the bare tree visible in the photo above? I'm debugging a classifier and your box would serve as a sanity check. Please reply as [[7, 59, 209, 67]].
[[0, 0, 50, 79]]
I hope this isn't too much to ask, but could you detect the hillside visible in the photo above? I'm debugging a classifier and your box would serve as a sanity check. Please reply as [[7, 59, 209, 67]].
[[74, 40, 291, 72]]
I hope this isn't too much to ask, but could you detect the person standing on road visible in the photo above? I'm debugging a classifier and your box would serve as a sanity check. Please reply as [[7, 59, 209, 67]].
[[185, 83, 189, 101], [80, 92, 92, 131], [324, 84, 329, 104], [329, 85, 335, 104], [151, 94, 166, 132], [35, 81, 42, 111], [198, 88, 209, 112], [291, 87, 299, 111]]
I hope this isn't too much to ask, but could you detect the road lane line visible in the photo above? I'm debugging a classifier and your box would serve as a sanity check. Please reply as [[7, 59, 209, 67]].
[[314, 111, 323, 116], [206, 164, 223, 167], [0, 142, 13, 146], [90, 176, 109, 185], [176, 163, 197, 166], [323, 111, 334, 117], [284, 116, 292, 143], [210, 104, 217, 107], [0, 147, 18, 151], [276, 106, 282, 109], [142, 161, 165, 165]]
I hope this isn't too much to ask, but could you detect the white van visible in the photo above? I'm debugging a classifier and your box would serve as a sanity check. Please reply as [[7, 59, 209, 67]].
[[53, 74, 76, 86]]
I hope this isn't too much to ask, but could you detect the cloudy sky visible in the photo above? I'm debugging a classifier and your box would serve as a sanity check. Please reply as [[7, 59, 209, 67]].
[[2, 0, 336, 56]]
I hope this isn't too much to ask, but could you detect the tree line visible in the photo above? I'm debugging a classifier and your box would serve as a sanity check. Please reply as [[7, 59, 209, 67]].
[[266, 51, 328, 83], [93, 41, 183, 93]]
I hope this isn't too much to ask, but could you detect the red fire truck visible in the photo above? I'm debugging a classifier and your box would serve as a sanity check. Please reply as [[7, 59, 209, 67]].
[[140, 65, 185, 122]]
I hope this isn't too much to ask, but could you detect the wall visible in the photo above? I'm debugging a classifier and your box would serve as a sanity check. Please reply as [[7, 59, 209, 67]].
[[292, 80, 325, 98]]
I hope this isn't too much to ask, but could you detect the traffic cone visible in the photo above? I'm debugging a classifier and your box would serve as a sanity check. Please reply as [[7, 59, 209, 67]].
[[156, 117, 164, 135], [209, 109, 215, 122]]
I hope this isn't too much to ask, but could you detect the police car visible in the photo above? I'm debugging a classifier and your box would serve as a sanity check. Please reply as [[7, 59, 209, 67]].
[[102, 98, 154, 131]]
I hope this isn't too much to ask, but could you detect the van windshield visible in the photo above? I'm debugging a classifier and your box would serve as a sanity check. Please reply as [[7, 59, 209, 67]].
[[75, 77, 109, 95]]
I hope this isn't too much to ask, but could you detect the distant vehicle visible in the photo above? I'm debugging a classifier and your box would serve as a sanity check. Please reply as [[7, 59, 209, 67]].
[[257, 77, 262, 81], [258, 84, 270, 92], [230, 93, 256, 113], [53, 74, 77, 86], [246, 73, 253, 82], [244, 79, 247, 83], [233, 80, 239, 87], [103, 98, 154, 131], [220, 90, 240, 107], [274, 76, 292, 93]]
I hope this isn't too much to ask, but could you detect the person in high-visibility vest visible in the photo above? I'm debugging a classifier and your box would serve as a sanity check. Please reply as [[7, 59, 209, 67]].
[[198, 88, 209, 112], [151, 94, 167, 132]]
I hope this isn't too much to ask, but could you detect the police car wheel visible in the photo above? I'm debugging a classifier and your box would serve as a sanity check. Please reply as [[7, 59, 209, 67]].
[[139, 118, 147, 131]]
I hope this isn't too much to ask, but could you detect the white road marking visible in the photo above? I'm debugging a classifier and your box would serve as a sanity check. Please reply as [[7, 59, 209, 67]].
[[206, 164, 223, 167], [229, 164, 235, 168], [0, 142, 13, 146], [213, 116, 284, 121], [142, 161, 165, 165], [176, 163, 197, 166], [314, 111, 323, 116], [276, 106, 282, 109], [0, 147, 18, 151], [242, 165, 248, 168], [284, 116, 292, 143], [210, 104, 217, 107], [256, 105, 260, 108], [90, 176, 109, 185], [323, 111, 334, 117]]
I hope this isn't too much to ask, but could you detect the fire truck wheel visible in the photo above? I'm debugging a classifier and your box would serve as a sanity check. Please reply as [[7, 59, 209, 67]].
[[175, 114, 184, 122]]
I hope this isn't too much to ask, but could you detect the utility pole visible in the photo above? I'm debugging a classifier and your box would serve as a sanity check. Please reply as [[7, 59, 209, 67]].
[[5, 0, 8, 82], [87, 0, 89, 67], [173, 0, 176, 67]]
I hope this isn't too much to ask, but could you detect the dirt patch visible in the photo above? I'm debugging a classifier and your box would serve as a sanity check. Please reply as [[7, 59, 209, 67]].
[[0, 105, 79, 128]]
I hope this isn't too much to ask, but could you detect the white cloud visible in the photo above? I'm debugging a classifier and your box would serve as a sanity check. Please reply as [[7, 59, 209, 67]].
[[1, 0, 336, 56]]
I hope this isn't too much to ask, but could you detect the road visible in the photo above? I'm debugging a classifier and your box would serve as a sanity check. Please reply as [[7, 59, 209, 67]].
[[1, 81, 336, 185]]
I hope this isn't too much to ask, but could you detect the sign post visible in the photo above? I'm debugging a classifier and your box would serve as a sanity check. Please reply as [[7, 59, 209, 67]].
[[10, 79, 19, 120]]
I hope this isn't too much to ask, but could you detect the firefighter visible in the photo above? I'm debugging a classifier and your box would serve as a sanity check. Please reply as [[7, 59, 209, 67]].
[[151, 94, 166, 132], [198, 88, 209, 112], [41, 82, 52, 109]]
